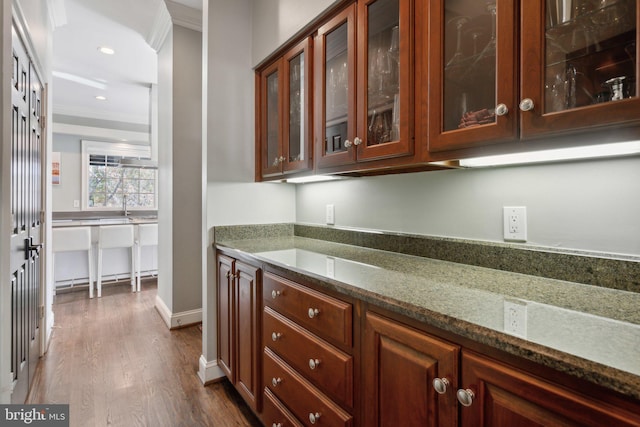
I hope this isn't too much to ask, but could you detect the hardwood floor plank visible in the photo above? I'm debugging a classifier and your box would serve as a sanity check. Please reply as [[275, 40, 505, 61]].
[[27, 281, 262, 427]]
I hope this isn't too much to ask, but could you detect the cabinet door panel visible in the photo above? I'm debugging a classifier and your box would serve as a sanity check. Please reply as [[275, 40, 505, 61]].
[[263, 387, 304, 427], [357, 0, 414, 161], [520, 0, 640, 138], [315, 4, 357, 169], [260, 60, 284, 178], [235, 261, 261, 411], [460, 351, 640, 427], [217, 255, 234, 381], [427, 0, 518, 152], [363, 312, 459, 427]]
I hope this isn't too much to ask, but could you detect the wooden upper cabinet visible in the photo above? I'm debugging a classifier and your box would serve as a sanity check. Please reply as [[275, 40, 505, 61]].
[[315, 0, 417, 172], [426, 0, 640, 156], [426, 0, 518, 153], [520, 0, 639, 139], [257, 38, 313, 180]]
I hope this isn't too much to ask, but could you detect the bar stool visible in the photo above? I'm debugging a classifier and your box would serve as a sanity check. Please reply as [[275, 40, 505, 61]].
[[52, 227, 94, 298], [135, 223, 158, 292], [97, 224, 135, 298]]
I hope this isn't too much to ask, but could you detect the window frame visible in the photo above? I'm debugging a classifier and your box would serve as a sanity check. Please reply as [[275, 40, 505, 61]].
[[81, 140, 157, 211]]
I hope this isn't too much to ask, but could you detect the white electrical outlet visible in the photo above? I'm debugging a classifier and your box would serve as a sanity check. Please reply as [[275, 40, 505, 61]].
[[73, 200, 80, 208], [504, 299, 527, 338], [503, 206, 527, 242], [326, 204, 335, 225]]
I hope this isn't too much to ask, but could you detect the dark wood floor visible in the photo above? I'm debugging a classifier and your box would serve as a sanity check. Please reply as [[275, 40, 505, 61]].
[[27, 280, 262, 427]]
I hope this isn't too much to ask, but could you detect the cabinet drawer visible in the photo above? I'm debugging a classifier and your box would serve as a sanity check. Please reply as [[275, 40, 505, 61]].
[[264, 272, 353, 346], [264, 306, 354, 408], [264, 347, 353, 427], [263, 387, 303, 427]]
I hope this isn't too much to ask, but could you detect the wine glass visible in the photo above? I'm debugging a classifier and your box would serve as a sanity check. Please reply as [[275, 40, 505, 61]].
[[445, 16, 470, 69]]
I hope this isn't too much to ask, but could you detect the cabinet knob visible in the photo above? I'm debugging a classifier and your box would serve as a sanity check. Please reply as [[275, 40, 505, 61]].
[[344, 140, 353, 148], [279, 156, 285, 163], [272, 424, 282, 427], [309, 412, 322, 424], [308, 308, 320, 319], [456, 388, 475, 407], [271, 290, 281, 299], [308, 358, 321, 370], [495, 103, 509, 116], [225, 271, 230, 278], [432, 377, 450, 394], [519, 98, 534, 112], [353, 136, 362, 146], [271, 377, 282, 387], [271, 332, 282, 342]]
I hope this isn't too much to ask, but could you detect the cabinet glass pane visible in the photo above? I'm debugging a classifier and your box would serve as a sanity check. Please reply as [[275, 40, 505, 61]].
[[367, 0, 400, 146], [325, 22, 349, 154], [266, 70, 280, 167], [545, 0, 636, 112], [289, 52, 305, 162], [443, 2, 497, 132]]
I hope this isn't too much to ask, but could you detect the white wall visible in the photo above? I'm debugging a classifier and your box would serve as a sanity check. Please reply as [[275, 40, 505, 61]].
[[296, 156, 640, 256], [51, 134, 82, 211], [251, 0, 337, 67]]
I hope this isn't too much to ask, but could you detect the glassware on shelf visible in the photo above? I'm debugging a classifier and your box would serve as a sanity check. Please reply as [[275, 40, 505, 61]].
[[445, 16, 470, 69]]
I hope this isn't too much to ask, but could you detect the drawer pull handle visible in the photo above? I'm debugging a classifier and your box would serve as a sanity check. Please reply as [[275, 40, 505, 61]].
[[308, 358, 321, 370], [271, 290, 281, 299], [271, 377, 282, 387], [272, 424, 282, 427], [433, 377, 450, 394], [271, 332, 282, 342], [308, 308, 320, 319], [456, 388, 475, 407], [309, 412, 322, 424]]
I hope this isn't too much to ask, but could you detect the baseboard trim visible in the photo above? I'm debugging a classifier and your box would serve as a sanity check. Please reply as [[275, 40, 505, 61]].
[[154, 296, 202, 329], [198, 355, 225, 385]]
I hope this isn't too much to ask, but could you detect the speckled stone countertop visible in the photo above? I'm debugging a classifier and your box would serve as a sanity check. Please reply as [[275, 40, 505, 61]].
[[216, 234, 640, 400]]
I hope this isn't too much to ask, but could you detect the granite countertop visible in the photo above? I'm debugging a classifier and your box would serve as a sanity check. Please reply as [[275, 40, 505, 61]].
[[216, 235, 640, 400], [52, 217, 157, 227]]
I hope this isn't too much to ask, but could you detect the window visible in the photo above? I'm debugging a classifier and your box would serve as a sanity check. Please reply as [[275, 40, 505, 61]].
[[82, 140, 157, 210]]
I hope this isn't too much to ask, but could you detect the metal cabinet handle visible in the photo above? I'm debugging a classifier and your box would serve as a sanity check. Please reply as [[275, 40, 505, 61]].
[[519, 98, 534, 112], [353, 136, 362, 146], [308, 359, 321, 370], [271, 332, 282, 342], [456, 388, 475, 407], [279, 156, 285, 163], [495, 103, 509, 116], [272, 424, 282, 427], [433, 377, 450, 394], [271, 377, 282, 387], [344, 140, 353, 148], [308, 308, 320, 319], [271, 290, 281, 299], [309, 412, 322, 424]]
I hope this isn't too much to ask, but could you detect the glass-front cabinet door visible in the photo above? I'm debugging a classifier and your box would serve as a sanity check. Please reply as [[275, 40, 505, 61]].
[[283, 38, 312, 175], [520, 0, 638, 138], [428, 0, 518, 153], [260, 60, 284, 178], [315, 4, 357, 170], [357, 0, 413, 161], [259, 38, 313, 180]]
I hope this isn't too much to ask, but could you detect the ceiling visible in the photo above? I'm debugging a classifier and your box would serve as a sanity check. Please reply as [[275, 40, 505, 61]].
[[52, 0, 202, 141]]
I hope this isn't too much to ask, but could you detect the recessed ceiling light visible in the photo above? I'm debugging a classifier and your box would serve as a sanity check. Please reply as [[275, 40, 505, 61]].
[[98, 46, 115, 55], [95, 95, 107, 101]]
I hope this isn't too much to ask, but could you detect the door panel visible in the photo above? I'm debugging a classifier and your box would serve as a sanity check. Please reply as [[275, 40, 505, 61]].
[[9, 26, 43, 404]]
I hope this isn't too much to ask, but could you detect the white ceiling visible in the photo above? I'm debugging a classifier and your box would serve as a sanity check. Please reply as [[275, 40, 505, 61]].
[[52, 0, 202, 135]]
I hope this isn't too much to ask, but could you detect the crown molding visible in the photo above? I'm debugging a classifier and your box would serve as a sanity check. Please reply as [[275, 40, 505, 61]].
[[165, 0, 202, 32], [48, 0, 67, 29], [146, 1, 172, 51]]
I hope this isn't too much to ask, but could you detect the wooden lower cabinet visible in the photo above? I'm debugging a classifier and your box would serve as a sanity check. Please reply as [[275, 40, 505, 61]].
[[362, 311, 459, 427], [459, 351, 640, 427], [216, 253, 262, 412]]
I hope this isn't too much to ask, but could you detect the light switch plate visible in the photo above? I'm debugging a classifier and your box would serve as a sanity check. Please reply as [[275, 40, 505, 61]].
[[326, 204, 335, 225]]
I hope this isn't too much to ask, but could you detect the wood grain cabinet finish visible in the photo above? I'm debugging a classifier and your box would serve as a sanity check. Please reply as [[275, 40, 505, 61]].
[[216, 253, 262, 412], [459, 351, 640, 427], [256, 37, 313, 181], [263, 387, 304, 427], [264, 306, 354, 408], [363, 311, 459, 427], [263, 272, 352, 347], [425, 0, 640, 157], [264, 348, 353, 427]]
